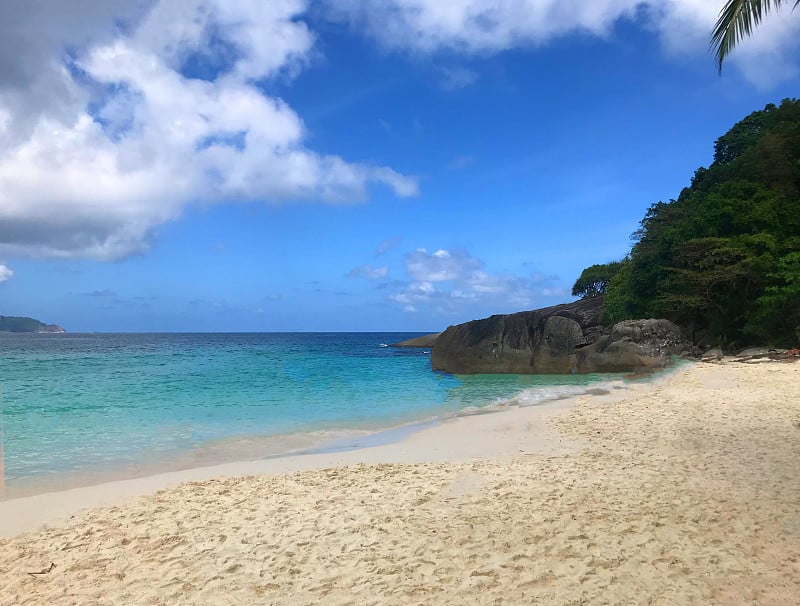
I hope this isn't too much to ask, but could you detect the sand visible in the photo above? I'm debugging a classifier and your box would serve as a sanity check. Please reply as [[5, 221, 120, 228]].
[[1, 360, 799, 605]]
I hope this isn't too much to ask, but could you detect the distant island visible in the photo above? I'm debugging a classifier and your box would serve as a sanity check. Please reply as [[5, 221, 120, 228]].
[[0, 315, 65, 333]]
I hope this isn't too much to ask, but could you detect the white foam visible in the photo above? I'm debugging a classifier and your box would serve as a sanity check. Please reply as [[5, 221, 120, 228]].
[[456, 381, 619, 417]]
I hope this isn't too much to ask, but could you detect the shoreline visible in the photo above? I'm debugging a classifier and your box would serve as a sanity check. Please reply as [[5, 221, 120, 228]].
[[0, 375, 645, 537], [1, 359, 798, 603], [0, 370, 648, 503], [0, 362, 693, 538]]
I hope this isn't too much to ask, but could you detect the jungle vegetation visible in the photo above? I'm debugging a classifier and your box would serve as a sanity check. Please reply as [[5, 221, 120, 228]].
[[573, 99, 800, 348]]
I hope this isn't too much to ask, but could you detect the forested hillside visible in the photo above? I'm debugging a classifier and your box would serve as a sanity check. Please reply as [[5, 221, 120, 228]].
[[0, 316, 65, 333], [573, 99, 800, 348]]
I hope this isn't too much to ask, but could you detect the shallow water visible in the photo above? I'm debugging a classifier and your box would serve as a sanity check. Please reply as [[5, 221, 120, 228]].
[[0, 332, 620, 488]]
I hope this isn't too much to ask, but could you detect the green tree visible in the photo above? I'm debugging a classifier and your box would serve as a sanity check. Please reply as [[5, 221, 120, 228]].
[[748, 251, 800, 345], [659, 237, 763, 345], [712, 1, 800, 71], [579, 99, 800, 347], [0, 316, 49, 332], [571, 261, 623, 299]]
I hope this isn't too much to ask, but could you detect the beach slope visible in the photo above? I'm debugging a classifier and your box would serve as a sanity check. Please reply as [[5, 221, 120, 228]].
[[1, 361, 798, 604]]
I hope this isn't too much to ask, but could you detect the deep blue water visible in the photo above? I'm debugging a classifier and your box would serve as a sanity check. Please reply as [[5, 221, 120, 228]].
[[0, 333, 615, 486]]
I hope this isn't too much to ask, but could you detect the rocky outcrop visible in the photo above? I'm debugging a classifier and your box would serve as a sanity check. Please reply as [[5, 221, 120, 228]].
[[392, 333, 441, 348], [430, 297, 695, 374]]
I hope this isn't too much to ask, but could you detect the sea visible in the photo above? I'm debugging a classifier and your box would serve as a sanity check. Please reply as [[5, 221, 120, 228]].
[[0, 332, 625, 495]]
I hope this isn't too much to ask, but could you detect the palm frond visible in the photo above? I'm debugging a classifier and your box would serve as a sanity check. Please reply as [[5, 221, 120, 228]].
[[711, 0, 800, 72]]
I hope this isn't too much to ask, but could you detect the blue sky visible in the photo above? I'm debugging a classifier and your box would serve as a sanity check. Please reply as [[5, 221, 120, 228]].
[[0, 1, 798, 332]]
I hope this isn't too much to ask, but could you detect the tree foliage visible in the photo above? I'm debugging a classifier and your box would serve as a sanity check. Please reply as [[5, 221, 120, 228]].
[[0, 316, 50, 332], [571, 261, 623, 299], [582, 99, 800, 348]]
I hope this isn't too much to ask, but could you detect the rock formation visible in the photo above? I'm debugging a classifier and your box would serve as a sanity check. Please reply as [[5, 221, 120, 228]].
[[430, 297, 695, 374]]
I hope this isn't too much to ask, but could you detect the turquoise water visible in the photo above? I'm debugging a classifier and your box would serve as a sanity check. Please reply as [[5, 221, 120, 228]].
[[0, 333, 617, 488]]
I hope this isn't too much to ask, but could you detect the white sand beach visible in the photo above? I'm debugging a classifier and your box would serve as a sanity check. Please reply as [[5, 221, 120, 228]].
[[1, 360, 798, 604]]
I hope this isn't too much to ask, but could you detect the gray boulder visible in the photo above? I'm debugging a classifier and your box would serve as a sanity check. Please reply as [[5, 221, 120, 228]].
[[430, 298, 693, 374], [580, 319, 690, 373]]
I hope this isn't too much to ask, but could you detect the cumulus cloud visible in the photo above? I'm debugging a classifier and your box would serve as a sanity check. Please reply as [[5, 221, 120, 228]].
[[348, 264, 389, 280], [3, 1, 794, 264], [326, 0, 641, 52], [326, 0, 800, 87], [405, 248, 481, 282], [0, 263, 12, 283], [0, 0, 418, 261], [388, 248, 543, 312]]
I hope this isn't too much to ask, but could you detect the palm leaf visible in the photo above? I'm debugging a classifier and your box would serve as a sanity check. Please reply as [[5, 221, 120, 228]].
[[711, 0, 800, 72]]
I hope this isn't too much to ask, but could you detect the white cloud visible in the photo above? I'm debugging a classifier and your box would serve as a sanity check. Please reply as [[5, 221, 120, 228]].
[[326, 0, 800, 87], [0, 263, 12, 283], [540, 286, 569, 298], [348, 264, 389, 280], [389, 247, 546, 313], [2, 1, 794, 264], [406, 248, 481, 282], [647, 1, 800, 87], [326, 0, 642, 53], [0, 0, 417, 261]]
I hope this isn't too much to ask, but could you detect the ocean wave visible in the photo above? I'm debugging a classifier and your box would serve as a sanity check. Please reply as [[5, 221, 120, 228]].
[[455, 380, 625, 417]]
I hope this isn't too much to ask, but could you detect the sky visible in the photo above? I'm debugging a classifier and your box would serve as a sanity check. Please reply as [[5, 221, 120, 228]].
[[0, 0, 798, 332]]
